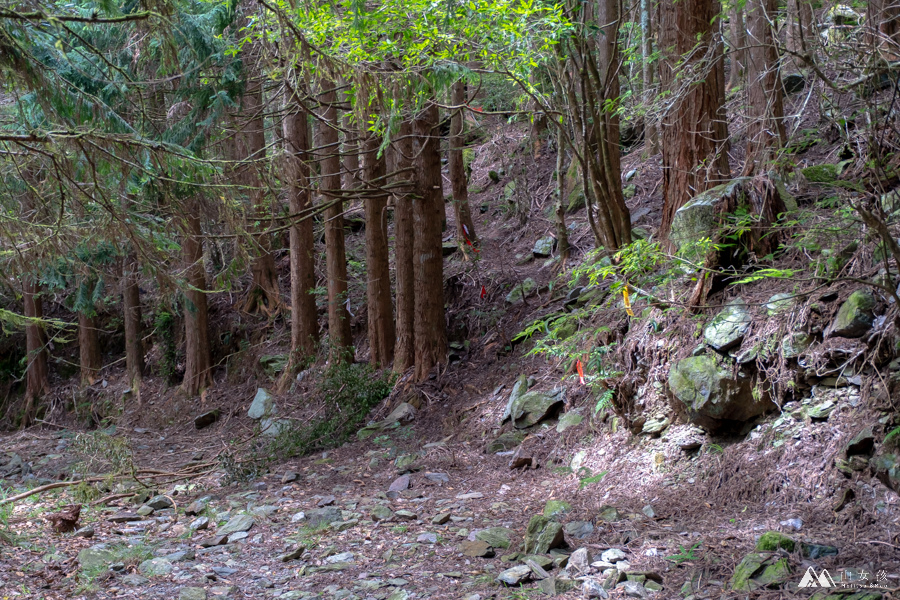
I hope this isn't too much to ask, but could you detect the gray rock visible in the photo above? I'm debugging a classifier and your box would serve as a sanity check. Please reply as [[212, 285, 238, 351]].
[[137, 505, 154, 517], [827, 290, 876, 338], [138, 557, 173, 576], [179, 588, 207, 600], [326, 551, 354, 564], [569, 547, 591, 573], [165, 550, 195, 563], [668, 355, 773, 429], [305, 506, 342, 528], [497, 565, 532, 585], [147, 495, 174, 510], [781, 332, 812, 359], [185, 499, 209, 516], [506, 278, 538, 304], [281, 471, 299, 484], [197, 534, 228, 548], [107, 511, 141, 523], [394, 509, 417, 520], [279, 546, 305, 562], [423, 472, 449, 485], [502, 376, 530, 421], [78, 545, 117, 571], [370, 505, 393, 522], [227, 531, 249, 543], [122, 574, 150, 586], [670, 179, 748, 265], [641, 416, 670, 435], [583, 578, 609, 599], [564, 520, 594, 539], [248, 388, 276, 420], [704, 298, 751, 351], [508, 388, 566, 429], [765, 293, 795, 316], [74, 526, 94, 538], [474, 526, 513, 549], [315, 495, 335, 507], [601, 549, 626, 563], [533, 236, 556, 258], [260, 417, 291, 437], [194, 409, 220, 429], [523, 515, 565, 554], [417, 532, 438, 543], [217, 514, 255, 535], [845, 426, 875, 457], [389, 475, 410, 492], [460, 540, 494, 557], [190, 517, 209, 531], [622, 581, 649, 599], [208, 586, 240, 598]]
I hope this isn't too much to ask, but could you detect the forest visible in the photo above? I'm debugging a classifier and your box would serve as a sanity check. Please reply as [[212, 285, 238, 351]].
[[0, 0, 899, 598]]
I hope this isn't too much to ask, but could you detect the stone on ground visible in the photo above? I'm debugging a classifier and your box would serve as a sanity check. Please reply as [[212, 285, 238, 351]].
[[496, 565, 532, 585], [248, 388, 276, 420], [523, 515, 564, 554], [828, 290, 876, 338], [508, 388, 566, 429], [704, 298, 752, 351], [217, 514, 254, 535]]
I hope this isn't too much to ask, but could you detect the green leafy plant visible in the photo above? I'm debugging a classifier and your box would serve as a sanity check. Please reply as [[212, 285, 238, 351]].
[[666, 541, 702, 564], [577, 467, 607, 490]]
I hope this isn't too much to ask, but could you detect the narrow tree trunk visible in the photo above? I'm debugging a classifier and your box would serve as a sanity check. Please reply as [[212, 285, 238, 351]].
[[555, 124, 570, 261], [181, 210, 212, 396], [283, 83, 319, 366], [23, 279, 48, 427], [412, 102, 447, 382], [868, 0, 900, 51], [342, 112, 360, 192], [240, 78, 281, 315], [727, 3, 749, 91], [122, 258, 144, 393], [786, 0, 814, 68], [641, 0, 658, 154], [449, 80, 478, 247], [743, 0, 786, 175], [78, 313, 101, 387], [659, 0, 731, 241], [317, 82, 353, 362], [392, 116, 416, 373], [363, 131, 396, 367]]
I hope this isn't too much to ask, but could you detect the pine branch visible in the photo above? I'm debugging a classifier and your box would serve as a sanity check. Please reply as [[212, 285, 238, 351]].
[[0, 9, 152, 23]]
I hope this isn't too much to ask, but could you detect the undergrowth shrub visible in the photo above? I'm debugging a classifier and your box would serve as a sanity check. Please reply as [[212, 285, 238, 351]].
[[267, 363, 394, 460]]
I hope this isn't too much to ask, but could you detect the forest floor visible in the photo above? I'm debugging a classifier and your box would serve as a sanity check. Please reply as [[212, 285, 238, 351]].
[[1, 119, 900, 600]]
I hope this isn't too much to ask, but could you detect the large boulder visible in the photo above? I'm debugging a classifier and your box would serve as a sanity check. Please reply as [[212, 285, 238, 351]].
[[502, 376, 530, 422], [668, 356, 773, 429], [248, 388, 276, 420], [670, 179, 748, 265], [506, 278, 538, 304], [704, 298, 752, 351], [508, 388, 566, 429], [827, 290, 876, 338], [522, 515, 564, 554]]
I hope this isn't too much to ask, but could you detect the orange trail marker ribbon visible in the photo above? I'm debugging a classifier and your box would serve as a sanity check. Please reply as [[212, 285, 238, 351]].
[[623, 286, 634, 317], [576, 360, 585, 385]]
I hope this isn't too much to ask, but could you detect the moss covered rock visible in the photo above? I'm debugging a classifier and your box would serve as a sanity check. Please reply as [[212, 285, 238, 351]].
[[828, 290, 876, 338], [508, 388, 566, 429], [730, 552, 790, 591], [755, 531, 795, 552], [543, 500, 572, 520], [670, 178, 748, 266], [668, 355, 772, 429], [522, 515, 564, 554], [704, 298, 752, 351], [505, 278, 538, 304]]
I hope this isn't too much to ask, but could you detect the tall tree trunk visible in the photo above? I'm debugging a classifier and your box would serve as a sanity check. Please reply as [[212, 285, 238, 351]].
[[412, 102, 447, 382], [555, 123, 570, 261], [641, 0, 658, 154], [78, 313, 101, 387], [727, 3, 749, 91], [317, 82, 353, 362], [240, 77, 281, 315], [122, 257, 144, 394], [181, 209, 212, 396], [868, 0, 900, 51], [449, 80, 478, 247], [786, 0, 814, 68], [659, 0, 731, 241], [283, 83, 319, 368], [743, 0, 786, 175], [342, 111, 360, 192], [391, 116, 416, 373], [363, 131, 396, 367], [22, 278, 48, 427]]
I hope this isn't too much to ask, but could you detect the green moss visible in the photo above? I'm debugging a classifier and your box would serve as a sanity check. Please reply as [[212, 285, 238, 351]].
[[755, 531, 795, 552], [884, 426, 900, 452], [802, 164, 839, 183]]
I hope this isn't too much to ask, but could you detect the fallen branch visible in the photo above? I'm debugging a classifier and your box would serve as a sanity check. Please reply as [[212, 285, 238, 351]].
[[0, 477, 106, 506]]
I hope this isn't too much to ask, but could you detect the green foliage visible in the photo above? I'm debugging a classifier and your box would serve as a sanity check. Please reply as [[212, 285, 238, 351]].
[[153, 308, 179, 383], [266, 363, 395, 460], [666, 541, 702, 564], [71, 429, 133, 476], [577, 467, 607, 490]]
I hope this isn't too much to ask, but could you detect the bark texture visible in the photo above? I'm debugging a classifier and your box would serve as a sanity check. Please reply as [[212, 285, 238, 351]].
[[391, 117, 416, 372], [412, 103, 447, 381], [181, 209, 212, 396], [239, 77, 280, 315], [658, 0, 731, 241], [78, 313, 101, 386], [122, 259, 144, 392], [363, 132, 395, 366], [743, 0, 786, 175], [727, 4, 748, 90], [283, 84, 319, 364], [317, 82, 353, 361], [786, 0, 814, 68], [449, 80, 477, 246], [23, 279, 48, 426]]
